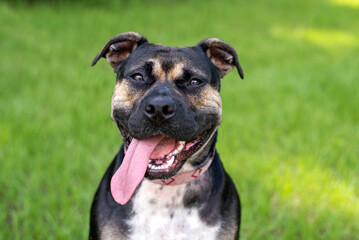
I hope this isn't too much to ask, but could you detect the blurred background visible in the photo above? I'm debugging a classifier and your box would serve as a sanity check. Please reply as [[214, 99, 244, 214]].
[[1, 0, 358, 239]]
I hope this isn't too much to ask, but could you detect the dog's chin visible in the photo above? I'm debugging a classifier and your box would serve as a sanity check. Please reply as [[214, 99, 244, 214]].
[[117, 124, 216, 180]]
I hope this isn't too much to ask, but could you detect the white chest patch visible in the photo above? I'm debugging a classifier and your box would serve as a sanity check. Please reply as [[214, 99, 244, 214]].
[[127, 179, 220, 240]]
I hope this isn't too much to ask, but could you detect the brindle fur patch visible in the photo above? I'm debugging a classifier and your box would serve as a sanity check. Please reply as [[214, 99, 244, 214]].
[[111, 80, 138, 118], [188, 85, 222, 120]]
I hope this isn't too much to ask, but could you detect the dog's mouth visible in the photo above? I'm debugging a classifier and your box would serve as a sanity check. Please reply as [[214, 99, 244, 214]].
[[111, 126, 214, 205], [122, 130, 209, 179]]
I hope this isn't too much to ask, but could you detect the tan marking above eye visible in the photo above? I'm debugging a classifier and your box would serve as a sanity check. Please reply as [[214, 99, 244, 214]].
[[149, 59, 165, 80], [168, 63, 184, 80]]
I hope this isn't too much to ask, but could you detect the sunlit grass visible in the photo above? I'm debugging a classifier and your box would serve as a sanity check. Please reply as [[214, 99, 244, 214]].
[[274, 158, 359, 215], [271, 26, 358, 52], [331, 0, 359, 8]]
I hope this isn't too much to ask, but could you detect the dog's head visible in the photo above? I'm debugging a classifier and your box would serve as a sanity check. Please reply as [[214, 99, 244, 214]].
[[92, 32, 243, 204]]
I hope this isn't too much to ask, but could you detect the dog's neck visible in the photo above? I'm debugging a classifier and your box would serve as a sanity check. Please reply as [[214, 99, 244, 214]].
[[150, 152, 214, 186]]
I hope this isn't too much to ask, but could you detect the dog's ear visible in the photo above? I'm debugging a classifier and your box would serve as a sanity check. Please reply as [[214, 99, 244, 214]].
[[196, 38, 244, 79], [91, 32, 148, 69]]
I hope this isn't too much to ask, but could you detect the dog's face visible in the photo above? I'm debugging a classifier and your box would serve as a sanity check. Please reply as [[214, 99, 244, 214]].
[[92, 32, 243, 182]]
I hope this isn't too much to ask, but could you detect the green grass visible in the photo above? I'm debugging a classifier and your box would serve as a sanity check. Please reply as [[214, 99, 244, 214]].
[[1, 0, 358, 239]]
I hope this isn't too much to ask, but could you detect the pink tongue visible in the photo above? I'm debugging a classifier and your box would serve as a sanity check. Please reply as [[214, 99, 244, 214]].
[[110, 135, 164, 205], [150, 137, 176, 159]]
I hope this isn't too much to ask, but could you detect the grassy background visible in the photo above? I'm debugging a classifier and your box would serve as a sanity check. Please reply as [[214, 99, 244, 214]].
[[1, 0, 358, 239]]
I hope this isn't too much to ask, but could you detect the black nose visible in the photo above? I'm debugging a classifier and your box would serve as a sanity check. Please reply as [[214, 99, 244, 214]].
[[144, 96, 176, 123]]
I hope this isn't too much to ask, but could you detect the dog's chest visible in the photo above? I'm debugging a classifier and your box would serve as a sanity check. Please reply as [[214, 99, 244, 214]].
[[126, 179, 220, 240]]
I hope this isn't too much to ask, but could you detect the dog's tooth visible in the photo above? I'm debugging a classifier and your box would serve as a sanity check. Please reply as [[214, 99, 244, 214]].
[[172, 149, 179, 155], [177, 144, 184, 151], [167, 156, 175, 166]]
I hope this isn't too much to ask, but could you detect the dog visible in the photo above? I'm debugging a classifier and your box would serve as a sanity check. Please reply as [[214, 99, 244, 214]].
[[89, 32, 244, 240]]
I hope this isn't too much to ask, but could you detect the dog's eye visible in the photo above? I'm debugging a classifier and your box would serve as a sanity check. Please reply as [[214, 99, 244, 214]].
[[131, 74, 144, 81], [189, 79, 202, 85]]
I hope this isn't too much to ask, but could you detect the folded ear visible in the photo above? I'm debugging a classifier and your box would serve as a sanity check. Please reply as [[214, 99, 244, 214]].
[[196, 38, 244, 79], [91, 32, 148, 69]]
